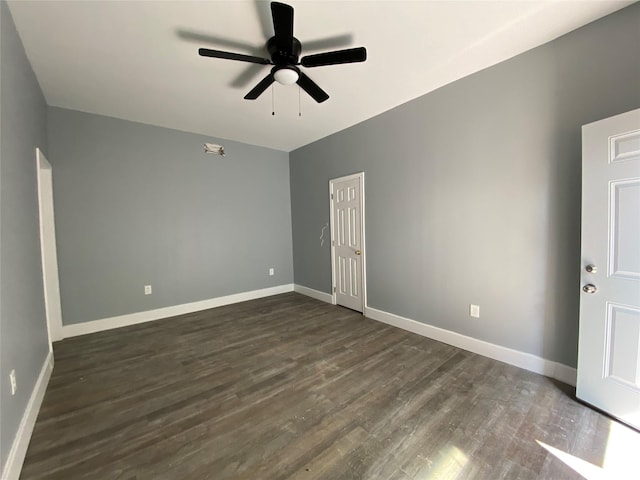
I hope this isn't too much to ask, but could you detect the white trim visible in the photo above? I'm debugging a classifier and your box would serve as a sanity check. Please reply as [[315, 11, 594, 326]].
[[36, 148, 64, 344], [62, 284, 294, 338], [329, 172, 367, 311], [364, 306, 577, 386], [293, 284, 334, 304], [1, 352, 54, 480], [329, 180, 336, 304], [360, 174, 368, 312]]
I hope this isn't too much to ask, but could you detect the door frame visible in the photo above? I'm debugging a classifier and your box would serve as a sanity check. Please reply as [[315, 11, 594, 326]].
[[36, 147, 64, 345], [329, 172, 367, 310]]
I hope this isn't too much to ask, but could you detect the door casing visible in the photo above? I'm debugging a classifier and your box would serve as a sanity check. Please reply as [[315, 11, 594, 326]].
[[36, 147, 64, 345]]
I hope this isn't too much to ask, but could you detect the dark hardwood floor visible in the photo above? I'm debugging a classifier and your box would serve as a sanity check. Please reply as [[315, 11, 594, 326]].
[[20, 293, 638, 479]]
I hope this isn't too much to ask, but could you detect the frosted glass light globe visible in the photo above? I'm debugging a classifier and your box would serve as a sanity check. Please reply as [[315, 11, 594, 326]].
[[274, 68, 299, 85]]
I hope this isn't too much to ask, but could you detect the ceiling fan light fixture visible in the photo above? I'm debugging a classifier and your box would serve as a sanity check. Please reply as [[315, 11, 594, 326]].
[[198, 2, 366, 103], [273, 67, 299, 85]]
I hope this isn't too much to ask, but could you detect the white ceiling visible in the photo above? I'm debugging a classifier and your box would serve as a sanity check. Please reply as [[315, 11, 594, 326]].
[[7, 0, 632, 152]]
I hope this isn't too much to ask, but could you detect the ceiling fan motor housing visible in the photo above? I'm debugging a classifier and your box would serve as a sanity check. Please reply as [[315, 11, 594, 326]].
[[267, 36, 301, 66]]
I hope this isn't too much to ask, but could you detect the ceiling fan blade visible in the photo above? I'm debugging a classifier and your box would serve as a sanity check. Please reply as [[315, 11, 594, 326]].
[[199, 48, 271, 65], [297, 72, 329, 103], [244, 73, 275, 100], [301, 47, 367, 68], [271, 2, 294, 41]]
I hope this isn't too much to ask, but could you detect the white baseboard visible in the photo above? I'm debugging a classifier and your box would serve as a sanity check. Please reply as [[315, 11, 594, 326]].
[[364, 306, 577, 386], [293, 284, 334, 304], [62, 284, 294, 338], [1, 352, 54, 480]]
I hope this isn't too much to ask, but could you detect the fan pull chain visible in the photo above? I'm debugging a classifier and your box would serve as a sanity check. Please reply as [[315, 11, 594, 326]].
[[298, 86, 302, 117], [271, 85, 275, 116]]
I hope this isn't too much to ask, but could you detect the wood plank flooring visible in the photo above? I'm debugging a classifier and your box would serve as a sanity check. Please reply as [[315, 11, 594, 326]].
[[20, 292, 638, 479]]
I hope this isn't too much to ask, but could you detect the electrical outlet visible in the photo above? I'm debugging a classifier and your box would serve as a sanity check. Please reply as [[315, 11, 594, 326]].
[[269, 268, 275, 276], [470, 304, 480, 318], [144, 285, 152, 295], [9, 369, 16, 396]]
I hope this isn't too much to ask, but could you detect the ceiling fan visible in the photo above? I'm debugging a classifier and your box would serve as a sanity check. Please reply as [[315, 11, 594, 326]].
[[198, 1, 367, 103]]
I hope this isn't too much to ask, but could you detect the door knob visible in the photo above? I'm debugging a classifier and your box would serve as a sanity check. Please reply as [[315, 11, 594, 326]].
[[585, 264, 597, 273], [583, 284, 598, 294], [355, 250, 361, 255]]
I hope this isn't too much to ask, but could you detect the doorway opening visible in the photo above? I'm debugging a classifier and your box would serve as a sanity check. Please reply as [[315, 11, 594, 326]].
[[36, 148, 64, 346]]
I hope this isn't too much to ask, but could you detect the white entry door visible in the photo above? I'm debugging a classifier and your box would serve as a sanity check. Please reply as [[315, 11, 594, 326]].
[[577, 109, 640, 430], [330, 173, 365, 312]]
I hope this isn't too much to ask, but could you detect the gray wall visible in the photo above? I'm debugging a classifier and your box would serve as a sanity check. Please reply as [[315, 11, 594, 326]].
[[290, 4, 640, 368], [0, 0, 50, 470], [47, 108, 293, 325]]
